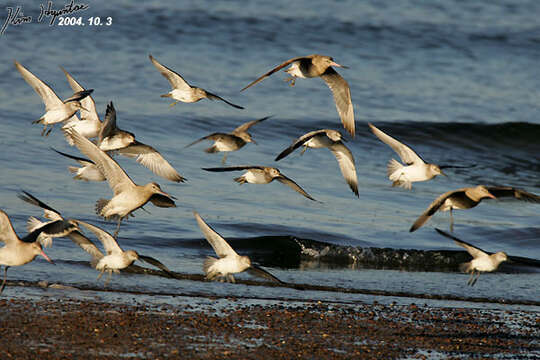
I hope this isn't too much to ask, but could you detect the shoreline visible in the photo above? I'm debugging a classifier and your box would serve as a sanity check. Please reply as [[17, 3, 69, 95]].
[[0, 284, 538, 359]]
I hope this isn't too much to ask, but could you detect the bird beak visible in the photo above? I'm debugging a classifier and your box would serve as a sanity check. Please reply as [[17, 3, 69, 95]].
[[330, 61, 348, 69], [341, 137, 348, 142], [487, 192, 496, 200], [79, 105, 89, 112], [440, 170, 448, 177], [41, 250, 54, 265], [170, 195, 178, 200], [251, 139, 258, 145]]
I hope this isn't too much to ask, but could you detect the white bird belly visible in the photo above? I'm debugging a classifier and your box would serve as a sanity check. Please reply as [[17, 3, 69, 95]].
[[392, 164, 432, 183], [170, 89, 198, 103], [285, 62, 307, 78], [244, 170, 269, 184], [214, 140, 238, 152], [104, 192, 145, 218], [210, 256, 249, 276], [96, 254, 130, 271], [43, 108, 75, 124], [62, 119, 100, 139], [305, 136, 332, 149]]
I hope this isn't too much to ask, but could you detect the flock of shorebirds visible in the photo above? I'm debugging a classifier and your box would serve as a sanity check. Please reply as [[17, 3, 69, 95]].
[[1, 54, 539, 294]]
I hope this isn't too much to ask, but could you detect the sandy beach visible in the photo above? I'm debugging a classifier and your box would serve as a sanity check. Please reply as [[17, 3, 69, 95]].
[[0, 283, 538, 359]]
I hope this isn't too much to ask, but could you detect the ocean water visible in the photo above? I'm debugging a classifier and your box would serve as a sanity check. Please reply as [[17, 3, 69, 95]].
[[1, 0, 539, 306]]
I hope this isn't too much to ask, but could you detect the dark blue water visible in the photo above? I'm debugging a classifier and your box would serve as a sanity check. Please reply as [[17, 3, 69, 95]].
[[1, 0, 539, 305]]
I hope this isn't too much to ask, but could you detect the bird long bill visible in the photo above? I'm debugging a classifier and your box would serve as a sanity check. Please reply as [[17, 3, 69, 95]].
[[330, 61, 348, 69], [440, 170, 448, 177], [40, 250, 54, 264]]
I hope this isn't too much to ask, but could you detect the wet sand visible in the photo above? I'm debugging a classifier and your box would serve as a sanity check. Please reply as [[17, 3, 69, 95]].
[[0, 289, 538, 359]]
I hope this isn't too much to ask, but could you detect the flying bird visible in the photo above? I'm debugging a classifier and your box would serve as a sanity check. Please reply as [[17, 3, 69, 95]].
[[436, 228, 508, 286], [241, 54, 354, 137], [410, 185, 540, 232], [202, 166, 316, 201], [52, 148, 106, 182], [97, 102, 186, 182], [0, 209, 66, 294], [275, 129, 358, 197], [64, 128, 176, 238], [14, 60, 92, 136], [149, 54, 244, 109], [368, 123, 448, 189], [60, 66, 102, 143], [194, 211, 284, 284], [185, 116, 271, 164], [75, 220, 173, 284], [17, 190, 81, 247]]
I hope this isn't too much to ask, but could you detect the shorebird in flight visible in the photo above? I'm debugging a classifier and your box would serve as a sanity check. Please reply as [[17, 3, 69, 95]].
[[0, 209, 70, 294], [52, 148, 106, 182], [241, 54, 354, 137], [75, 220, 173, 284], [185, 116, 271, 164], [14, 61, 92, 136], [97, 102, 186, 182], [149, 54, 244, 109], [60, 66, 102, 143], [194, 211, 284, 284], [275, 129, 358, 197], [203, 166, 316, 201], [410, 185, 540, 232], [436, 229, 508, 286], [18, 191, 81, 247], [65, 129, 176, 238]]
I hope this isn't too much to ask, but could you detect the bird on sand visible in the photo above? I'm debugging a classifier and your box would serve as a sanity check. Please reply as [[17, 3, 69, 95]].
[[97, 102, 186, 183], [65, 128, 176, 238], [202, 166, 316, 201], [52, 148, 106, 182], [60, 66, 102, 143], [14, 61, 93, 136], [194, 211, 284, 284], [0, 209, 69, 294], [410, 185, 540, 232], [368, 123, 449, 189], [436, 228, 508, 286], [241, 54, 354, 137], [149, 54, 244, 109], [275, 129, 358, 197], [18, 190, 81, 247], [185, 116, 271, 164]]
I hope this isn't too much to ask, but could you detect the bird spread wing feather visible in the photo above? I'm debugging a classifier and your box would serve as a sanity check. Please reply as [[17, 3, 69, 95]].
[[60, 66, 100, 124], [247, 265, 285, 284], [410, 189, 465, 232], [15, 61, 63, 111], [202, 166, 264, 172], [321, 68, 355, 137], [485, 186, 540, 203], [65, 128, 135, 195], [276, 175, 316, 201], [240, 56, 305, 91], [149, 54, 191, 91], [0, 210, 20, 245], [274, 130, 324, 161], [232, 116, 272, 133], [204, 91, 244, 110], [78, 220, 123, 255], [330, 142, 359, 197], [435, 229, 488, 259], [193, 212, 238, 258], [117, 141, 185, 182], [368, 123, 424, 165]]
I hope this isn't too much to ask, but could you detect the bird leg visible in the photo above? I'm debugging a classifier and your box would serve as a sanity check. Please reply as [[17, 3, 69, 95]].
[[284, 77, 296, 86], [104, 270, 112, 286], [97, 269, 104, 281], [300, 146, 308, 156], [221, 153, 228, 165], [227, 274, 236, 283], [0, 266, 9, 295], [168, 101, 179, 107], [45, 127, 53, 136], [113, 218, 122, 239], [449, 208, 454, 233], [470, 271, 480, 286], [41, 125, 49, 136]]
